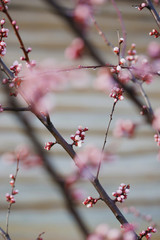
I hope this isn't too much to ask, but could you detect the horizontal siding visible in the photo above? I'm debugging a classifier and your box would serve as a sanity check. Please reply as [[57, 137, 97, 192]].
[[0, 1, 160, 240]]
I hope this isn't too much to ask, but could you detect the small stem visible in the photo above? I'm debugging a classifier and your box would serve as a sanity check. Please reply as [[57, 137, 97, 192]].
[[97, 101, 117, 178], [111, 0, 127, 57], [91, 14, 114, 49], [137, 82, 154, 116]]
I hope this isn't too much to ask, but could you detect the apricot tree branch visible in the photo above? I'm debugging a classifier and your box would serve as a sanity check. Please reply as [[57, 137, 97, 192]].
[[145, 0, 160, 29]]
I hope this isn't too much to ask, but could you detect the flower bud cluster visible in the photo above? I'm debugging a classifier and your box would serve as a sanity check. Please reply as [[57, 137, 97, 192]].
[[2, 60, 22, 90], [126, 43, 137, 64], [112, 183, 130, 203], [154, 134, 160, 146], [5, 174, 19, 204], [82, 196, 99, 208], [109, 86, 124, 102], [44, 141, 55, 151], [139, 226, 157, 240], [0, 18, 8, 56], [70, 126, 88, 147], [149, 29, 160, 38]]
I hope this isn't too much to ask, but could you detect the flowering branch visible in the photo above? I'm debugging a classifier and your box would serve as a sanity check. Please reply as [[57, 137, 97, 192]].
[[145, 0, 160, 29], [0, 0, 30, 63], [6, 156, 19, 235]]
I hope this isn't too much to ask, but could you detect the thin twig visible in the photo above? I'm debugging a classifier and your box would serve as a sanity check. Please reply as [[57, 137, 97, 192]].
[[90, 14, 114, 49], [145, 0, 160, 29], [110, 0, 127, 57], [97, 101, 117, 178]]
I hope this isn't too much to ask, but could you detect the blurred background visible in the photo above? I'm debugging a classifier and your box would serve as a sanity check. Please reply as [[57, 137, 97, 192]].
[[0, 0, 160, 239]]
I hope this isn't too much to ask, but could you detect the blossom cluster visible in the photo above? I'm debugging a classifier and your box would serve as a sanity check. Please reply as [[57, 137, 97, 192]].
[[139, 226, 157, 240], [82, 196, 99, 208], [0, 18, 8, 56], [149, 29, 160, 38], [70, 126, 88, 147], [44, 141, 55, 151], [73, 0, 105, 30], [112, 183, 130, 203], [109, 86, 124, 102], [5, 174, 19, 204], [87, 223, 136, 240]]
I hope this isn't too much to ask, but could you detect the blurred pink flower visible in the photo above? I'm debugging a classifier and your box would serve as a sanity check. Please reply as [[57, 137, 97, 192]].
[[2, 145, 42, 168], [152, 108, 160, 130], [65, 38, 84, 60], [148, 41, 160, 59], [94, 68, 114, 93], [131, 56, 153, 84], [113, 119, 136, 138], [20, 61, 68, 113]]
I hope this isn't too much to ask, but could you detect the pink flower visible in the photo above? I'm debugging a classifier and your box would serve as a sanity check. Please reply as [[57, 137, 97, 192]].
[[112, 183, 130, 203], [44, 142, 54, 151], [2, 145, 43, 169], [113, 119, 136, 138], [74, 4, 91, 27], [82, 196, 99, 208], [65, 38, 84, 60], [20, 61, 67, 113], [70, 126, 88, 147], [109, 86, 124, 102], [118, 69, 131, 84], [148, 41, 160, 59], [152, 108, 160, 130], [6, 193, 16, 204], [131, 56, 153, 84], [94, 68, 114, 93]]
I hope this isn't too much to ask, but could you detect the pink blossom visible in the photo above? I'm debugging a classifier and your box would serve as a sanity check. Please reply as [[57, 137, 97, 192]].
[[74, 145, 101, 169], [152, 108, 160, 130], [149, 29, 160, 38], [131, 56, 153, 84], [112, 183, 130, 203], [94, 68, 114, 93], [70, 126, 88, 147], [113, 119, 136, 138], [118, 69, 131, 84], [74, 4, 91, 27], [74, 145, 113, 171], [148, 41, 160, 59], [65, 38, 84, 60], [2, 145, 43, 168], [109, 86, 124, 102], [44, 142, 54, 151], [6, 193, 16, 204], [82, 196, 99, 208], [21, 61, 68, 112]]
